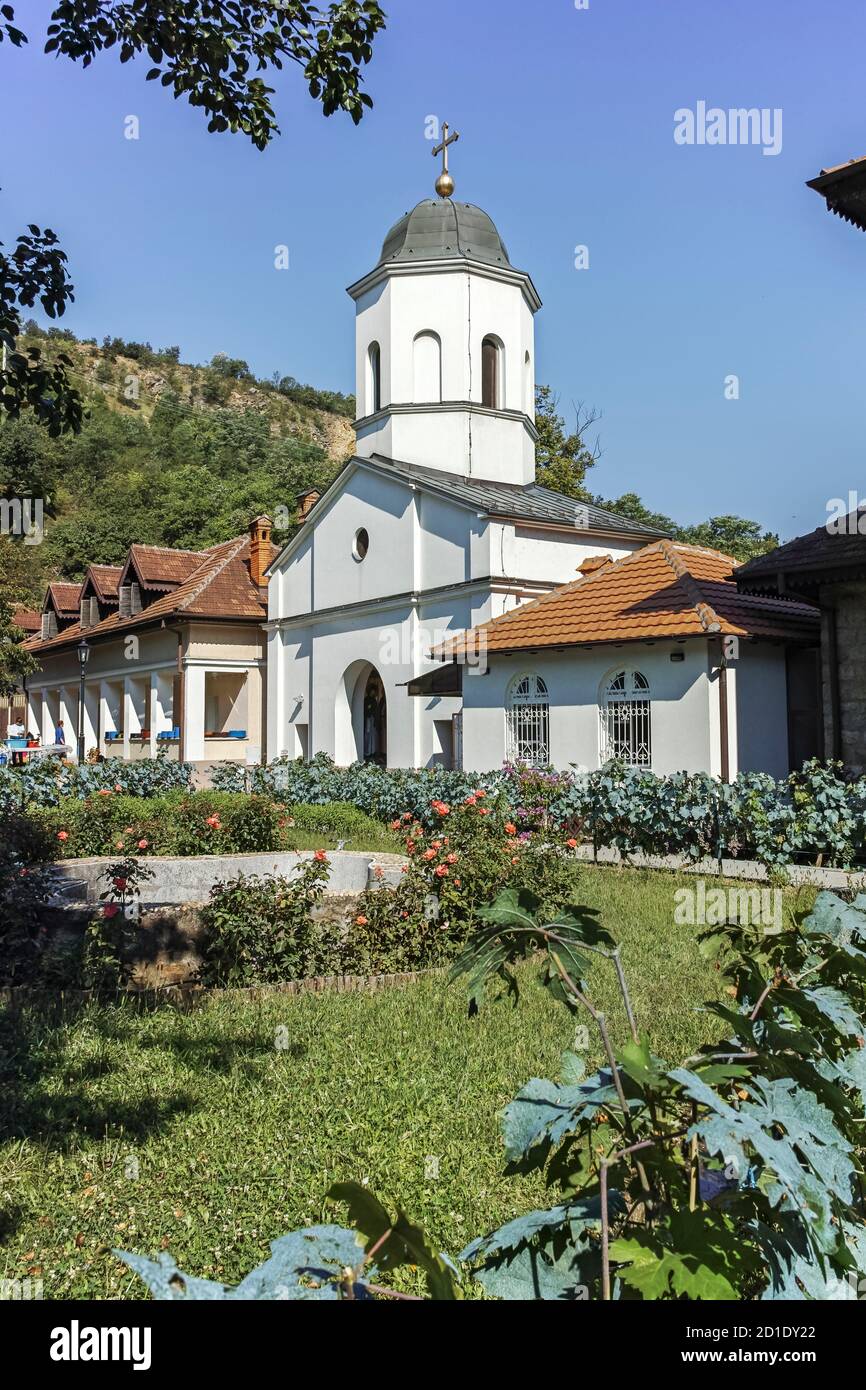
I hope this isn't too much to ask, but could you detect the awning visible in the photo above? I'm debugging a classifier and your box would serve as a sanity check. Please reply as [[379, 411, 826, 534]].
[[401, 663, 464, 698]]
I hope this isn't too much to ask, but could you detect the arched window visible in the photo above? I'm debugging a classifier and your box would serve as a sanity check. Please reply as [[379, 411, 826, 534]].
[[524, 351, 533, 415], [413, 331, 442, 403], [599, 670, 652, 768], [481, 336, 503, 410], [367, 341, 382, 415], [506, 674, 550, 766]]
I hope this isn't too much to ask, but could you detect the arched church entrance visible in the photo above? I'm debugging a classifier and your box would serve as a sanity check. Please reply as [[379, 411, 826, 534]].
[[361, 668, 387, 765], [335, 661, 388, 766]]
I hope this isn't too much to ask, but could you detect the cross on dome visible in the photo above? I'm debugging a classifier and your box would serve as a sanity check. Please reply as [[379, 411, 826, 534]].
[[433, 121, 460, 198]]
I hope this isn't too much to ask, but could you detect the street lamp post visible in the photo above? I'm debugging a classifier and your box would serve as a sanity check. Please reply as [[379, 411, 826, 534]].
[[76, 639, 90, 764]]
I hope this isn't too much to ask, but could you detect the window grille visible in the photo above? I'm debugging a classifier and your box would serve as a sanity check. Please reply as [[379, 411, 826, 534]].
[[600, 670, 651, 768], [506, 674, 550, 766]]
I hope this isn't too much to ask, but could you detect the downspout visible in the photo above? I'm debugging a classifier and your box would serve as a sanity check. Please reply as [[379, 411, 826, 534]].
[[718, 655, 730, 784]]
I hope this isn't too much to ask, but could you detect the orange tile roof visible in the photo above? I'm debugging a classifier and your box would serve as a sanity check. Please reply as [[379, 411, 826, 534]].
[[434, 541, 820, 659], [125, 544, 206, 588], [45, 581, 82, 615], [11, 607, 41, 634], [25, 535, 273, 655], [85, 564, 123, 601]]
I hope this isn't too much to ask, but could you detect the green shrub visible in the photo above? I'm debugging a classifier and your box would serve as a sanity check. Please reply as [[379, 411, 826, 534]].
[[283, 801, 396, 846], [33, 790, 293, 858], [0, 811, 58, 986], [32, 792, 395, 859], [199, 857, 335, 987]]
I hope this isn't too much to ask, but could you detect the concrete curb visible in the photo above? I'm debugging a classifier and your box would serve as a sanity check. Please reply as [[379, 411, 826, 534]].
[[50, 849, 407, 905], [0, 967, 443, 1011], [573, 844, 866, 890]]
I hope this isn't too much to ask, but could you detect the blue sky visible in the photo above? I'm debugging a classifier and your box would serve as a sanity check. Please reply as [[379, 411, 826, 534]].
[[2, 0, 864, 538]]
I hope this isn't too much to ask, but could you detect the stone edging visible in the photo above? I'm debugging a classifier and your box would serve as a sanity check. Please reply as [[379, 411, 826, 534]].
[[0, 967, 442, 1011], [574, 843, 866, 890]]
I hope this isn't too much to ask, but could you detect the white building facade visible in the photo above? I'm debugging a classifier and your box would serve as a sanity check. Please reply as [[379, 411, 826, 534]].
[[266, 194, 663, 768]]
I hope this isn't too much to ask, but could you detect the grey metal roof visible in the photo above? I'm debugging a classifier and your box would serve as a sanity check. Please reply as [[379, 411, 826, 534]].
[[737, 507, 866, 590], [364, 455, 670, 538], [379, 199, 511, 268]]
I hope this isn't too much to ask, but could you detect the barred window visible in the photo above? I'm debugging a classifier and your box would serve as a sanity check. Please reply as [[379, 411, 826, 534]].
[[600, 669, 651, 768], [506, 674, 550, 766]]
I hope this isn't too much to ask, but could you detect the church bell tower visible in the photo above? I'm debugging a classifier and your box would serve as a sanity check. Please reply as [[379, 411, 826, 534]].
[[346, 125, 542, 486]]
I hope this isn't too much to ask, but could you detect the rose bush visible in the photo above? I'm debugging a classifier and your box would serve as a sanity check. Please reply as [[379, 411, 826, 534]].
[[346, 791, 583, 973]]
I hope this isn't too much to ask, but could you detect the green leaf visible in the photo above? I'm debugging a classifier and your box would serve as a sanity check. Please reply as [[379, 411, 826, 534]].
[[328, 1181, 459, 1300], [615, 1034, 669, 1090], [803, 985, 863, 1038], [502, 1072, 622, 1162]]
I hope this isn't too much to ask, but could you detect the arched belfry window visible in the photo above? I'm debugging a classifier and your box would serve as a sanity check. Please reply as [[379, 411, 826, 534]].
[[367, 341, 381, 415], [524, 351, 533, 415], [413, 331, 442, 403], [599, 670, 652, 768], [506, 674, 550, 766], [482, 336, 503, 410]]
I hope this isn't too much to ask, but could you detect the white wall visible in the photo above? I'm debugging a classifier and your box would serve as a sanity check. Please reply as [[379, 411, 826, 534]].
[[353, 262, 537, 484], [493, 523, 644, 586], [461, 642, 716, 774]]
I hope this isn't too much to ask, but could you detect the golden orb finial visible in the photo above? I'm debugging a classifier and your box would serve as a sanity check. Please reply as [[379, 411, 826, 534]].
[[435, 169, 455, 199], [432, 121, 459, 199]]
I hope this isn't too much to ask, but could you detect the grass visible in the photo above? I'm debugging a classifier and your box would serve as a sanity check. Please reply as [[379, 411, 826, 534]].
[[0, 865, 816, 1299]]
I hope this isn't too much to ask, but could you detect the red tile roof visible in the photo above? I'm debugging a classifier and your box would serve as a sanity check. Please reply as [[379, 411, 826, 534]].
[[25, 534, 276, 655], [11, 607, 41, 634], [434, 541, 820, 658], [85, 564, 123, 601], [45, 581, 82, 615], [124, 544, 206, 588]]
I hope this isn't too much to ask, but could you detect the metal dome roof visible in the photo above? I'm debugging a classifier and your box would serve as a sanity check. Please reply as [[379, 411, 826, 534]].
[[378, 199, 511, 268]]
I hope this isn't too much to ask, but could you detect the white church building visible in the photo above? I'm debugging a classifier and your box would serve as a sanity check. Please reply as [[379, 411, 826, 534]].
[[265, 146, 820, 776]]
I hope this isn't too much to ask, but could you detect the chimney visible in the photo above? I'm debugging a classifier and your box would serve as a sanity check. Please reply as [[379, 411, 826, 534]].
[[578, 553, 613, 578], [249, 514, 273, 588], [296, 489, 321, 524]]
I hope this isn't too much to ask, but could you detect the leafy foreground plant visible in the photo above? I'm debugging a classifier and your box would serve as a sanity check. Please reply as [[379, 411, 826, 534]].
[[117, 1184, 459, 1301], [453, 888, 866, 1300], [117, 889, 866, 1300]]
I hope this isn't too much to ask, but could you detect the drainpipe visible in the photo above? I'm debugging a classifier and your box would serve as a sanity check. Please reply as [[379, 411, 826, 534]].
[[717, 642, 730, 783]]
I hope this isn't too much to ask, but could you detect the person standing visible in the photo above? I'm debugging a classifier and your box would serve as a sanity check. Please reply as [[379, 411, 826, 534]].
[[7, 717, 25, 765], [55, 719, 66, 746]]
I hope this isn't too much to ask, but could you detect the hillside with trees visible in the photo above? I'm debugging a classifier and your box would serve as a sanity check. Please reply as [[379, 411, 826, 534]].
[[1, 324, 357, 602]]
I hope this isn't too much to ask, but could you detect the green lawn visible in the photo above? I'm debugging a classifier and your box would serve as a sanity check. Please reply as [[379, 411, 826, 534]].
[[0, 865, 815, 1299]]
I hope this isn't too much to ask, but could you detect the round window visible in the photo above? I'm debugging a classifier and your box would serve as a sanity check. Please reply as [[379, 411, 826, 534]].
[[353, 528, 369, 561]]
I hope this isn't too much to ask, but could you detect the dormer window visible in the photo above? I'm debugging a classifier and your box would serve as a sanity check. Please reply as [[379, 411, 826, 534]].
[[41, 611, 58, 640]]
